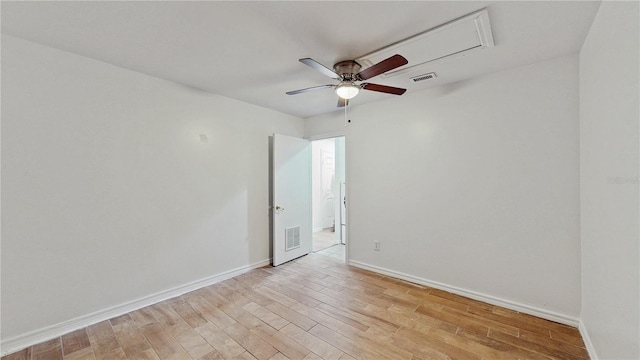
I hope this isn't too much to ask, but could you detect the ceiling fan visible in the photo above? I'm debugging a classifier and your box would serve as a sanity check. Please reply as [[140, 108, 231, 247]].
[[286, 54, 409, 107]]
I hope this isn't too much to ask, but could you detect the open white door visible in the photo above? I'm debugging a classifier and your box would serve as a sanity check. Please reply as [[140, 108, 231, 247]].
[[272, 134, 312, 266]]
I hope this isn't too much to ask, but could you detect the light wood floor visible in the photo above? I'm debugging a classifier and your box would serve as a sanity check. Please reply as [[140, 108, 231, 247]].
[[312, 230, 338, 253], [316, 245, 345, 262], [2, 253, 589, 360]]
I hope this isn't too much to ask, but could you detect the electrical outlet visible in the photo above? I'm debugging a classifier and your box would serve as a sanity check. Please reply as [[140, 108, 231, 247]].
[[374, 241, 380, 251]]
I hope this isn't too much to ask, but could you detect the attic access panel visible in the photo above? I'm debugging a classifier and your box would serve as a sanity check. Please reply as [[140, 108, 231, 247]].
[[356, 8, 494, 79]]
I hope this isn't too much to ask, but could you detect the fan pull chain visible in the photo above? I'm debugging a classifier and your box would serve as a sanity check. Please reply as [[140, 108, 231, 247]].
[[344, 99, 351, 126]]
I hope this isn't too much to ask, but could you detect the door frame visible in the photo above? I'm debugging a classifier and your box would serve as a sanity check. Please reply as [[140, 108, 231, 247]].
[[307, 133, 349, 263]]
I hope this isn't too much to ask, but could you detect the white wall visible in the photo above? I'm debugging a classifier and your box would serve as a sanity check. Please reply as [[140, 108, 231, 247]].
[[311, 138, 336, 232], [579, 1, 640, 358], [306, 55, 582, 319], [1, 35, 303, 343]]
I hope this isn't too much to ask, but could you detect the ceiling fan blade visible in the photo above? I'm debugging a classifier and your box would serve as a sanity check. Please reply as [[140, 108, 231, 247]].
[[286, 84, 334, 95], [337, 97, 349, 107], [356, 54, 408, 80], [299, 58, 340, 79], [361, 83, 407, 95]]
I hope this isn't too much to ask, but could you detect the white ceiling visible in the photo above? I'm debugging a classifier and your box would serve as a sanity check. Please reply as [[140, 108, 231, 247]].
[[1, 1, 600, 119]]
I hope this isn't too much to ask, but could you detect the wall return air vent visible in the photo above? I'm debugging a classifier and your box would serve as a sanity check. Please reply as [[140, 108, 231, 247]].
[[356, 8, 494, 79], [285, 226, 301, 251]]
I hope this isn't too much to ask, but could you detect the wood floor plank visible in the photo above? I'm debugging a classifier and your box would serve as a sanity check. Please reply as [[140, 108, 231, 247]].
[[264, 302, 317, 331], [225, 279, 276, 307], [289, 302, 363, 334], [143, 327, 190, 360], [317, 302, 398, 333], [416, 303, 491, 335], [149, 302, 184, 329], [242, 302, 290, 330], [130, 308, 159, 329], [32, 347, 64, 360], [63, 347, 96, 360], [267, 353, 290, 360], [370, 303, 450, 334], [337, 353, 357, 360], [188, 294, 237, 329], [456, 329, 552, 360], [250, 324, 310, 359], [255, 286, 298, 308], [409, 290, 470, 311], [334, 321, 413, 360], [110, 314, 153, 358], [169, 297, 209, 329], [86, 321, 125, 360], [314, 303, 370, 332], [519, 328, 589, 359], [197, 287, 232, 308], [196, 350, 224, 360], [97, 348, 128, 360], [295, 283, 366, 310], [428, 288, 494, 311], [488, 328, 588, 360], [301, 352, 323, 360], [265, 282, 322, 308], [323, 286, 396, 310], [233, 351, 259, 360], [550, 328, 588, 348], [307, 324, 383, 359], [382, 288, 422, 306], [441, 305, 520, 336], [428, 326, 529, 360], [467, 306, 552, 336], [171, 327, 214, 359], [61, 329, 92, 356], [196, 322, 246, 359], [385, 332, 452, 360], [223, 323, 279, 360], [398, 326, 482, 360], [219, 301, 267, 329], [279, 323, 344, 360], [32, 338, 62, 355], [358, 273, 418, 293], [129, 349, 161, 360], [2, 349, 31, 360]]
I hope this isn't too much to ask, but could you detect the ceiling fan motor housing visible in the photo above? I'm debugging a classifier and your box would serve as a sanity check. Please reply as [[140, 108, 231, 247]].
[[334, 60, 362, 80]]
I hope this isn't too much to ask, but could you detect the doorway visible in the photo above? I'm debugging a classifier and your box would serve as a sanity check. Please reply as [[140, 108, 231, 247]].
[[311, 136, 346, 260]]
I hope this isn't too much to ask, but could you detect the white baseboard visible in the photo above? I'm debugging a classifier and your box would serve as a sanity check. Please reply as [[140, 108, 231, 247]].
[[348, 260, 580, 327], [578, 320, 598, 360], [0, 259, 270, 357]]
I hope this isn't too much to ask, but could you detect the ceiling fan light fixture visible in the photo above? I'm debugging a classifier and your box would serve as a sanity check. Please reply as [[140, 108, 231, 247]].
[[335, 82, 360, 99]]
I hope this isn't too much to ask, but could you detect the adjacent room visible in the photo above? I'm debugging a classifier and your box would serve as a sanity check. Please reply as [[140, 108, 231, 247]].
[[1, 1, 638, 360]]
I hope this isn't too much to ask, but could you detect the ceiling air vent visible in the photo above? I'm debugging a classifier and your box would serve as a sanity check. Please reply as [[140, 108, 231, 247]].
[[356, 8, 494, 79], [411, 73, 437, 82]]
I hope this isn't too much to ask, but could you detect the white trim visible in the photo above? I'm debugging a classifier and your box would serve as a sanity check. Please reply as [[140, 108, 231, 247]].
[[348, 260, 580, 327], [578, 320, 598, 360], [0, 259, 270, 357], [305, 132, 347, 141]]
